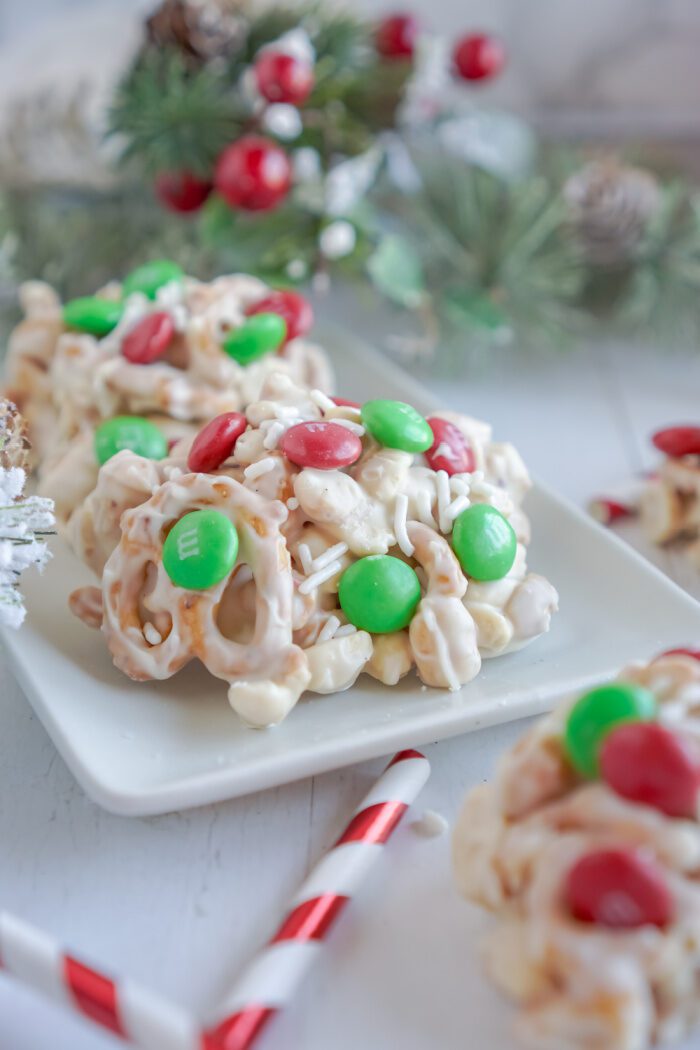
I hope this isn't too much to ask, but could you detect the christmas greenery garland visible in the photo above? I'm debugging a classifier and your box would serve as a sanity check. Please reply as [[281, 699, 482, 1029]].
[[1, 0, 700, 358]]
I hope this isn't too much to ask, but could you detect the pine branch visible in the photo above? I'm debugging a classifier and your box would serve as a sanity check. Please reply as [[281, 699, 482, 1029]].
[[109, 50, 245, 176]]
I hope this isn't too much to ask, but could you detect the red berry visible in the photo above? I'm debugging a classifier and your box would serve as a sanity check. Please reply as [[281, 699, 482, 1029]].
[[154, 171, 212, 213], [215, 136, 291, 212], [425, 417, 475, 476], [187, 413, 247, 473], [280, 421, 362, 470], [375, 14, 418, 59], [122, 312, 175, 365], [453, 33, 505, 82], [254, 50, 314, 106], [601, 722, 700, 818], [659, 647, 700, 661], [246, 291, 313, 343], [652, 425, 700, 458], [565, 848, 673, 929], [332, 397, 361, 410]]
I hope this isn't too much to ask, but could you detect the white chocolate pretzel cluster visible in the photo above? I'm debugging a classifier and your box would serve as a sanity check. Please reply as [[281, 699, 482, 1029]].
[[3, 271, 332, 470], [69, 372, 558, 727], [453, 652, 700, 1050]]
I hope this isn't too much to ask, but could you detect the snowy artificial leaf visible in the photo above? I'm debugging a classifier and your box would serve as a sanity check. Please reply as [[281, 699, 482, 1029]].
[[367, 234, 425, 308]]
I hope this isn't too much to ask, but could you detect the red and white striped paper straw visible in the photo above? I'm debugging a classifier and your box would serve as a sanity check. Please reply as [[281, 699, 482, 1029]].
[[0, 910, 199, 1049], [0, 749, 429, 1050], [202, 748, 431, 1050]]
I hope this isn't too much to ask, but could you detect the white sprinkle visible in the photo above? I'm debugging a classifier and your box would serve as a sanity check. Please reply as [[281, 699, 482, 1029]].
[[244, 457, 276, 481], [262, 420, 286, 449], [334, 623, 357, 638], [163, 466, 183, 481], [449, 475, 470, 496], [310, 541, 348, 573], [446, 494, 471, 521], [297, 543, 313, 575], [298, 559, 342, 594], [416, 488, 436, 527], [317, 615, 341, 644], [333, 418, 365, 437], [436, 470, 452, 533], [411, 810, 449, 838], [310, 389, 336, 413], [393, 493, 414, 557], [287, 497, 300, 510], [143, 622, 162, 646]]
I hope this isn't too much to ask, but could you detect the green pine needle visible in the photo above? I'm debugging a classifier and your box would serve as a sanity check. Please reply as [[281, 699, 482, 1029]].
[[109, 50, 244, 176]]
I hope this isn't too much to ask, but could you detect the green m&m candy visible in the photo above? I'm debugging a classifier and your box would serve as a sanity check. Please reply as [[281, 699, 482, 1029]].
[[63, 297, 124, 337], [122, 259, 184, 300], [452, 504, 516, 581], [361, 399, 433, 453], [338, 555, 421, 634], [163, 510, 238, 590], [94, 416, 168, 466], [222, 313, 287, 365], [564, 682, 657, 779]]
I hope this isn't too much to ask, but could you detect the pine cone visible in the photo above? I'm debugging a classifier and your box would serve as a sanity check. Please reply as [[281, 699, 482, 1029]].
[[0, 400, 31, 471], [146, 0, 246, 64], [564, 158, 661, 266]]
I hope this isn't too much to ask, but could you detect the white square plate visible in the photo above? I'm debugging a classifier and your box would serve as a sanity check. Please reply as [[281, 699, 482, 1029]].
[[4, 328, 700, 816]]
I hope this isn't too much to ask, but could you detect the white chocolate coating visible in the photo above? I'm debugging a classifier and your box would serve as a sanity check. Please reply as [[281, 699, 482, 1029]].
[[69, 371, 557, 726], [3, 274, 333, 470], [452, 654, 700, 1050]]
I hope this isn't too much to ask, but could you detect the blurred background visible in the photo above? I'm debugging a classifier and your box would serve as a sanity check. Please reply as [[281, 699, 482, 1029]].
[[2, 0, 700, 371]]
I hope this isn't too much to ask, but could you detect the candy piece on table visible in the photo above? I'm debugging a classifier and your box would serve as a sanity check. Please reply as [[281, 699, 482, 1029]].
[[121, 312, 175, 364], [451, 504, 516, 581], [222, 313, 287, 364], [188, 413, 248, 473], [154, 170, 212, 212], [588, 497, 637, 526], [361, 399, 433, 453], [122, 259, 184, 300], [601, 722, 700, 817], [651, 425, 700, 458], [280, 421, 362, 470], [63, 297, 124, 337], [375, 14, 418, 59], [565, 848, 674, 929], [564, 681, 657, 779], [452, 32, 505, 82], [339, 555, 421, 634], [94, 416, 168, 466], [162, 509, 238, 590], [215, 136, 292, 212], [254, 50, 314, 106], [426, 417, 475, 475], [660, 647, 700, 661], [246, 290, 313, 343]]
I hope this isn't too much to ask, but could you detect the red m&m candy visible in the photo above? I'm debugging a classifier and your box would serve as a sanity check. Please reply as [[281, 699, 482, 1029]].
[[122, 312, 175, 364], [246, 291, 313, 343], [658, 647, 700, 662], [280, 421, 362, 470], [332, 397, 361, 410], [565, 848, 673, 929], [652, 426, 700, 458], [187, 413, 247, 473], [601, 722, 700, 818], [425, 417, 475, 475]]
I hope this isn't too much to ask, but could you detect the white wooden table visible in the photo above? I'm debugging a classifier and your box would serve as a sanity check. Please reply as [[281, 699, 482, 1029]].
[[2, 309, 699, 1050]]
